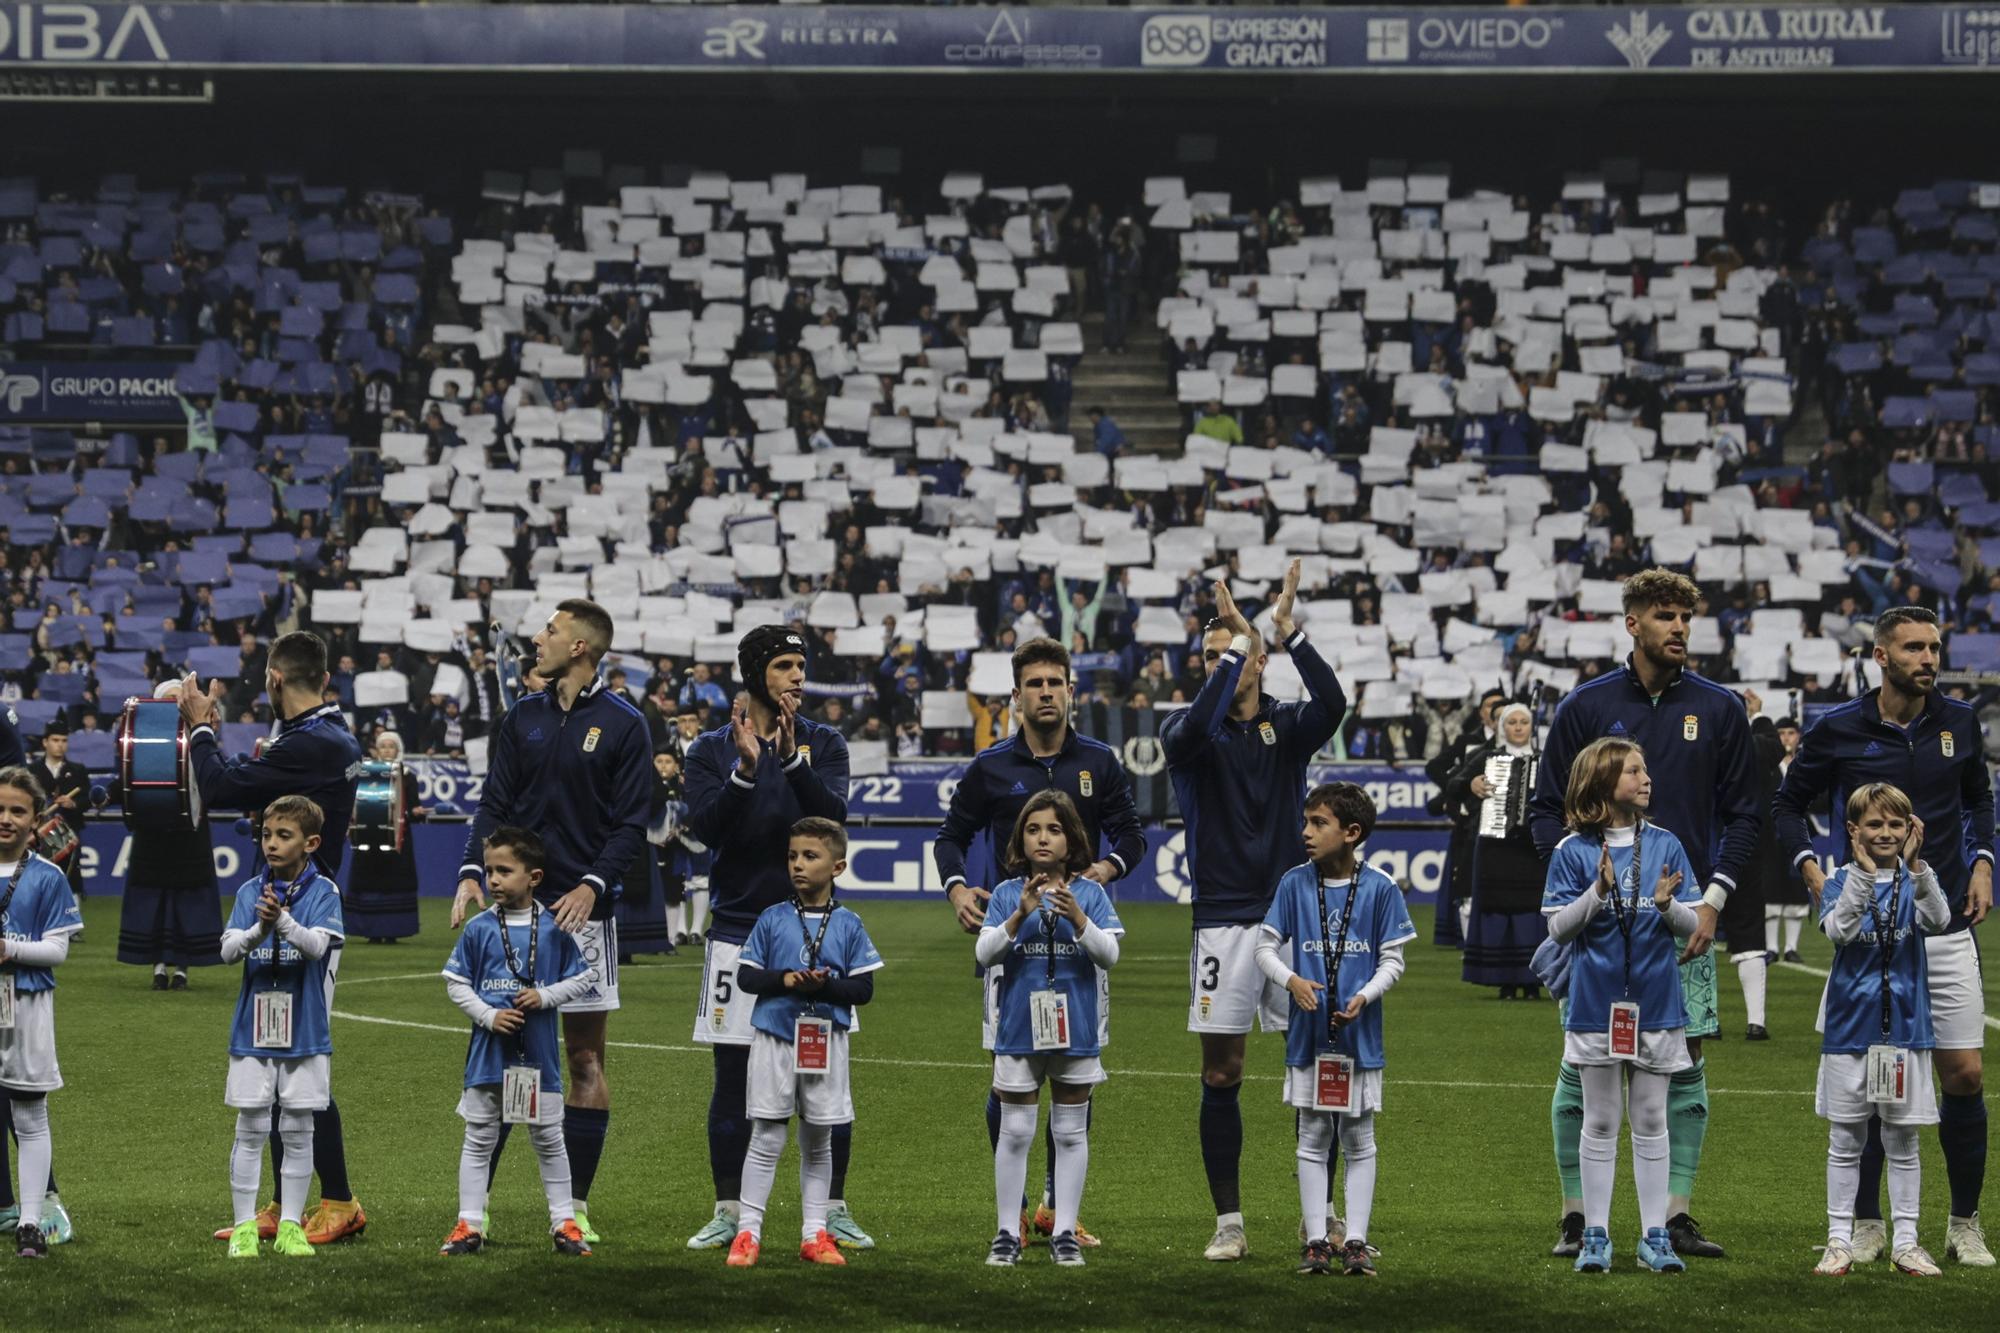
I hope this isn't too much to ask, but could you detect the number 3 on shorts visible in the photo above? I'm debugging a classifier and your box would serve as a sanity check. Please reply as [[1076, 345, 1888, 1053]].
[[1200, 955, 1219, 991]]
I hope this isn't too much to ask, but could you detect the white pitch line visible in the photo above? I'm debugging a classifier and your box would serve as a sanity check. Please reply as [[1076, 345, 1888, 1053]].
[[331, 1009, 1808, 1096], [1775, 958, 2000, 1032], [338, 971, 451, 986]]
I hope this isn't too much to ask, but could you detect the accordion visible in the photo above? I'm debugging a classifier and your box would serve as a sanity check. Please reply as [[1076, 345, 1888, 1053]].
[[1478, 753, 1536, 840]]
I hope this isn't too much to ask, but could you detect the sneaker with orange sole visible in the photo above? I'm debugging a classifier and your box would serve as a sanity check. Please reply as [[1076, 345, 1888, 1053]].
[[303, 1197, 367, 1245], [214, 1201, 278, 1242], [726, 1231, 760, 1267], [800, 1229, 847, 1265], [1032, 1204, 1100, 1248], [439, 1220, 485, 1256]]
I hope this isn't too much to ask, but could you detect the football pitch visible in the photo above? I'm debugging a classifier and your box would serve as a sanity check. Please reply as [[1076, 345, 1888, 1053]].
[[11, 897, 2000, 1331]]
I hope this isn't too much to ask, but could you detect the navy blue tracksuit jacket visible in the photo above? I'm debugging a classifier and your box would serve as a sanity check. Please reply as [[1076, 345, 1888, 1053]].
[[461, 675, 654, 920], [1529, 659, 1760, 895], [683, 718, 849, 946], [1161, 629, 1347, 927], [933, 726, 1145, 891], [191, 701, 364, 881], [1773, 688, 1994, 935]]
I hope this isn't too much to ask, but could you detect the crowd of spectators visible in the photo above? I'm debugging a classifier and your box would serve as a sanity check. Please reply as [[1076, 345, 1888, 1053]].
[[4, 160, 2000, 773]]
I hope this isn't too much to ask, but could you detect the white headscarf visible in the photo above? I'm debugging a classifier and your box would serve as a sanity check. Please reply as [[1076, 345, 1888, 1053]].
[[1497, 703, 1536, 758]]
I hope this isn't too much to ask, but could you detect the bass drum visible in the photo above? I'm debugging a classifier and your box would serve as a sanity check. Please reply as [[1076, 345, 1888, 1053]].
[[351, 760, 408, 855], [117, 697, 203, 832]]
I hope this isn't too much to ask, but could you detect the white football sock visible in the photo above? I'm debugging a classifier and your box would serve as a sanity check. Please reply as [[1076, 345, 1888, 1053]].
[[529, 1120, 574, 1231], [11, 1097, 50, 1230], [1764, 906, 1781, 954], [1827, 1119, 1865, 1244], [154, 963, 168, 978], [1883, 1121, 1922, 1250], [1580, 1063, 1625, 1231], [458, 1118, 499, 1224], [668, 901, 687, 938], [994, 1101, 1036, 1239], [1296, 1110, 1333, 1242], [230, 1109, 268, 1226], [1734, 950, 1768, 1027], [1782, 907, 1806, 955], [1340, 1112, 1379, 1244], [689, 887, 711, 933], [799, 1121, 833, 1240], [277, 1109, 314, 1226], [737, 1118, 787, 1243], [1628, 1070, 1670, 1233], [1050, 1101, 1090, 1239]]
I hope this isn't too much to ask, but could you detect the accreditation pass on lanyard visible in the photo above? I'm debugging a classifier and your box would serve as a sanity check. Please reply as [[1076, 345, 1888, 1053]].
[[0, 974, 14, 1030], [1314, 1053, 1355, 1112], [1030, 990, 1070, 1051], [254, 989, 294, 1049], [1608, 1000, 1641, 1061], [1867, 1045, 1911, 1106], [501, 1065, 541, 1123], [794, 1016, 832, 1075]]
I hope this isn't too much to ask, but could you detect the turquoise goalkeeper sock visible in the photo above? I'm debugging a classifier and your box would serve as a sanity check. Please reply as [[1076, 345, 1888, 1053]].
[[1552, 1062, 1583, 1202], [1668, 1059, 1709, 1200]]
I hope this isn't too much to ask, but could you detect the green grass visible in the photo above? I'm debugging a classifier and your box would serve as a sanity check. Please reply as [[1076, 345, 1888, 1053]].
[[9, 898, 2000, 1329]]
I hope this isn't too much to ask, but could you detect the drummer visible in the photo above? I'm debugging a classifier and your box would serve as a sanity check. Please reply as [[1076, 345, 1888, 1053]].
[[113, 681, 223, 991], [180, 631, 371, 1247], [346, 732, 423, 945]]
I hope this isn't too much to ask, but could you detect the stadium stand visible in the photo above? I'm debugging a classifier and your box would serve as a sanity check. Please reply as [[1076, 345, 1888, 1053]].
[[6, 160, 1998, 774]]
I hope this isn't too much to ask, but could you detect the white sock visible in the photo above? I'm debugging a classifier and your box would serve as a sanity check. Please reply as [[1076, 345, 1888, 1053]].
[[1764, 907, 1781, 954], [1628, 1070, 1670, 1233], [1782, 907, 1806, 955], [689, 887, 710, 933], [11, 1097, 50, 1230], [1296, 1111, 1333, 1242], [277, 1109, 314, 1226], [738, 1119, 787, 1242], [1050, 1100, 1090, 1238], [1883, 1122, 1922, 1250], [458, 1119, 498, 1225], [1734, 951, 1769, 1028], [230, 1110, 268, 1226], [994, 1101, 1036, 1239], [1827, 1119, 1865, 1244], [799, 1121, 833, 1240], [1457, 900, 1472, 938], [530, 1120, 574, 1231], [1631, 1131, 1671, 1234], [1580, 1063, 1625, 1230], [1340, 1112, 1379, 1244], [668, 901, 687, 938], [154, 963, 168, 978]]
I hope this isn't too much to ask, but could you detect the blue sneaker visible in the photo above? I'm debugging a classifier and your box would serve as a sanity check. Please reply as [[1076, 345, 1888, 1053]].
[[42, 1195, 72, 1246], [1574, 1226, 1612, 1273], [1637, 1227, 1686, 1273]]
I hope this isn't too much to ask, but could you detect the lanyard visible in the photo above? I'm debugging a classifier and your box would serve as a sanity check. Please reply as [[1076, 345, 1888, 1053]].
[[494, 902, 541, 1063], [1867, 866, 1904, 1040], [792, 895, 838, 1015], [494, 902, 540, 985], [0, 863, 17, 924], [262, 867, 311, 978], [1604, 822, 1646, 999], [1314, 873, 1362, 1045]]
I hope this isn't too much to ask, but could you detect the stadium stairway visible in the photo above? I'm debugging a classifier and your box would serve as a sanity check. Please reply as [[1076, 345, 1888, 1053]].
[[1072, 311, 1184, 454]]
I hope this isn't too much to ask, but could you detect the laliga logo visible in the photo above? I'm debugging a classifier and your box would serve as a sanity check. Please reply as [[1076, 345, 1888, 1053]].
[[702, 18, 767, 60], [0, 371, 38, 413], [0, 3, 170, 60], [1606, 10, 1674, 68]]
